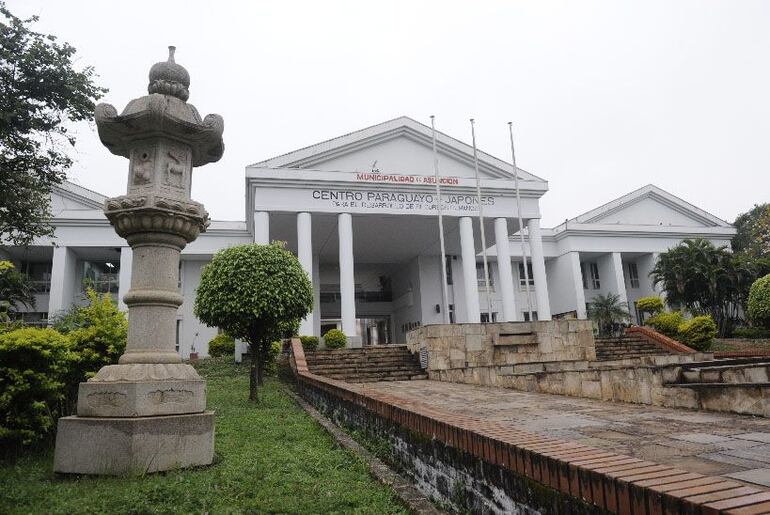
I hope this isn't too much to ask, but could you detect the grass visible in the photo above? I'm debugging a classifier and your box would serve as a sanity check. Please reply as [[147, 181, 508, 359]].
[[0, 358, 408, 515], [711, 338, 770, 352]]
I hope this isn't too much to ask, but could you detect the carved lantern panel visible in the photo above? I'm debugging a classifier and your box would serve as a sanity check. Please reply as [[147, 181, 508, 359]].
[[128, 138, 193, 200]]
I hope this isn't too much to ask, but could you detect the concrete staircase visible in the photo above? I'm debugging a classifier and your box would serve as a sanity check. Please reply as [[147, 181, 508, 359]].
[[594, 335, 670, 361], [305, 345, 427, 383]]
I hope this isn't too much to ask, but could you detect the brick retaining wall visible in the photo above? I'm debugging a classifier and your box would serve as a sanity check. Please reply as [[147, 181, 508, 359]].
[[290, 338, 770, 514]]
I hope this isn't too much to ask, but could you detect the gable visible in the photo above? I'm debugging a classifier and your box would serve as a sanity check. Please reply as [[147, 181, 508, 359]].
[[586, 195, 714, 227], [251, 116, 545, 182], [309, 134, 494, 179], [49, 182, 105, 217]]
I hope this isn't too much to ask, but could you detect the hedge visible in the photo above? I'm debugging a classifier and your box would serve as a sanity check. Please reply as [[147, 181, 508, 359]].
[[323, 329, 346, 349], [208, 333, 235, 357]]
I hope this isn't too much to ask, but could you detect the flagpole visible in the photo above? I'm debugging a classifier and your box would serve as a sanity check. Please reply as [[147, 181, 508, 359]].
[[431, 116, 451, 324], [470, 119, 493, 321], [508, 122, 533, 321]]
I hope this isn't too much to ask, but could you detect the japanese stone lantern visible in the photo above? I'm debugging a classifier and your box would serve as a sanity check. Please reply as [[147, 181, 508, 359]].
[[53, 47, 223, 475]]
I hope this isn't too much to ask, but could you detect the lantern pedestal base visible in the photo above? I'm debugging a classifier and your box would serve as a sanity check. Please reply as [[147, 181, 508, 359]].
[[53, 411, 214, 475]]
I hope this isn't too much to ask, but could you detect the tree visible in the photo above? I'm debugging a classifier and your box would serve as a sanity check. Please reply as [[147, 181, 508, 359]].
[[0, 3, 106, 246], [0, 260, 34, 324], [733, 204, 770, 260], [748, 274, 770, 329], [587, 293, 629, 337], [194, 243, 312, 401], [650, 238, 766, 336]]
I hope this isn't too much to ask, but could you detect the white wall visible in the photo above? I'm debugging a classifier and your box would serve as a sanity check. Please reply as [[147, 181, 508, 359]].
[[391, 256, 422, 343], [178, 259, 218, 358]]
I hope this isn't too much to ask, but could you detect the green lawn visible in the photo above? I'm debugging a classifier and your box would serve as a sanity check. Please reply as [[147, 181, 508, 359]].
[[0, 358, 408, 514]]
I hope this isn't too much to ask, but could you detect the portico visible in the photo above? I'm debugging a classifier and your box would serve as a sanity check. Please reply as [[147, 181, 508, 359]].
[[245, 117, 552, 345]]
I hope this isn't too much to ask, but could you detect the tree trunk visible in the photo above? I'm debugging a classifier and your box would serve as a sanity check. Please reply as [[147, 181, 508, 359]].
[[255, 349, 263, 389], [249, 345, 258, 402]]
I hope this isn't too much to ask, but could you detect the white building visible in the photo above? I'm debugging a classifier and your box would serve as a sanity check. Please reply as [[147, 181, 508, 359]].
[[1, 117, 736, 356]]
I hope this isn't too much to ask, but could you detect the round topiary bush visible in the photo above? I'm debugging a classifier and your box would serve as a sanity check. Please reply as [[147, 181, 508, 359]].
[[748, 274, 770, 329], [299, 335, 319, 352], [644, 311, 684, 337], [636, 296, 664, 316], [323, 328, 346, 349], [0, 327, 73, 446], [208, 333, 235, 357], [677, 315, 717, 351]]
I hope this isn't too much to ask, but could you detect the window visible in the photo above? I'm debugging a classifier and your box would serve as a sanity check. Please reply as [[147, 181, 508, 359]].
[[175, 319, 182, 353], [589, 262, 601, 290], [523, 311, 538, 322], [82, 261, 120, 294], [20, 261, 52, 293], [449, 304, 455, 324], [518, 262, 534, 288], [580, 263, 588, 290], [628, 262, 640, 289], [480, 312, 498, 323], [476, 262, 493, 289], [445, 256, 453, 285]]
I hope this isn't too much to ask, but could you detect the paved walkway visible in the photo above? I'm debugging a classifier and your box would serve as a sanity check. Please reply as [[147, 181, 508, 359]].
[[362, 380, 770, 488]]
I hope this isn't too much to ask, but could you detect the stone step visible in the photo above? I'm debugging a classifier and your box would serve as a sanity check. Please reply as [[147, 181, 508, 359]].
[[680, 363, 770, 384], [323, 371, 429, 382], [305, 346, 425, 382], [347, 374, 429, 383], [306, 353, 415, 362], [309, 364, 424, 374]]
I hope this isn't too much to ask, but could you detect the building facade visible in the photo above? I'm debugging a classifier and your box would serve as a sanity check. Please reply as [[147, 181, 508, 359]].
[[1, 117, 736, 356]]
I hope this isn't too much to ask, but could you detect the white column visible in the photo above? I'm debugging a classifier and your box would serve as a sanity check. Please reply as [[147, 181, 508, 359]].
[[254, 211, 270, 244], [527, 218, 551, 320], [297, 212, 314, 336], [569, 252, 588, 319], [494, 218, 517, 321], [338, 213, 358, 346], [117, 247, 133, 312], [48, 246, 76, 318], [611, 251, 629, 307], [459, 217, 481, 323]]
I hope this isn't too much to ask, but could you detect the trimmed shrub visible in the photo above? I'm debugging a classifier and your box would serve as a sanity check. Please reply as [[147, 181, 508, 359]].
[[645, 311, 684, 337], [323, 328, 346, 349], [208, 333, 235, 357], [299, 335, 319, 352], [57, 290, 127, 393], [748, 274, 770, 329], [677, 315, 717, 351], [636, 296, 664, 316], [0, 328, 74, 446], [733, 327, 770, 339]]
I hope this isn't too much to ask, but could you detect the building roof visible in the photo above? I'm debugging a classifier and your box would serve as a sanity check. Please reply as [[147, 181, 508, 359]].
[[557, 184, 733, 229], [249, 116, 545, 182]]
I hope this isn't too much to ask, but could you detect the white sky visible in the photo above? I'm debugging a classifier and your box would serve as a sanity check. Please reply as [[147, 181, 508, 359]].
[[10, 0, 770, 227]]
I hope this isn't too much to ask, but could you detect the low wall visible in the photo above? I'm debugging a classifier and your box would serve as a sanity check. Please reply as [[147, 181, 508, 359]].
[[406, 322, 770, 417], [289, 339, 768, 514], [406, 321, 597, 374]]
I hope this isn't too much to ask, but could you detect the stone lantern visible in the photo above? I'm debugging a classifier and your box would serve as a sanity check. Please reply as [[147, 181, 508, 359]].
[[53, 47, 223, 475]]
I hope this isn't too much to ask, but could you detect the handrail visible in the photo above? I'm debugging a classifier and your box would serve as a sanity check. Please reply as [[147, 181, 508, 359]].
[[625, 325, 695, 353]]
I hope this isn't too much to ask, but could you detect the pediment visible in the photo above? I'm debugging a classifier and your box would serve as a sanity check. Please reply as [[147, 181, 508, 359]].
[[251, 116, 544, 182], [577, 185, 730, 228], [50, 182, 105, 217]]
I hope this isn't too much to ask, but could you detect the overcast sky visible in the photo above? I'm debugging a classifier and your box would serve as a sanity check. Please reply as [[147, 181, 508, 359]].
[[11, 0, 770, 227]]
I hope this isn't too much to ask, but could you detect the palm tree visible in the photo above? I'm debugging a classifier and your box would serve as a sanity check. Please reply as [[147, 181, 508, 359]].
[[587, 293, 630, 337]]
